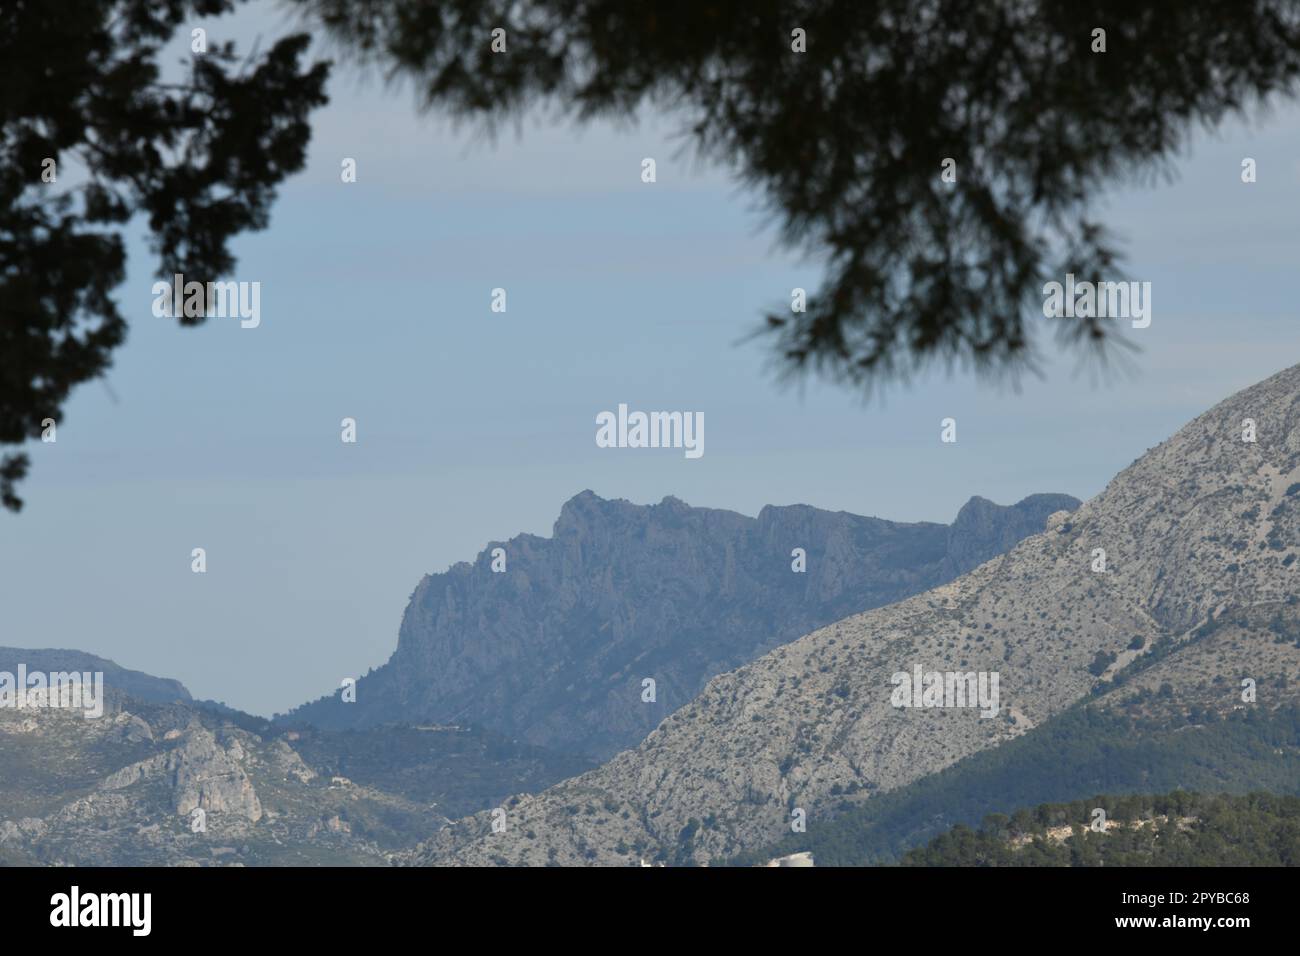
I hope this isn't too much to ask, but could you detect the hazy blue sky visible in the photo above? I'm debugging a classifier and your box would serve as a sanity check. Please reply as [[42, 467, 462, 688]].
[[3, 2, 1298, 715]]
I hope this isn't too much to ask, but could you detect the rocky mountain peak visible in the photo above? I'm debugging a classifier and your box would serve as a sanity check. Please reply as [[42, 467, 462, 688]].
[[407, 362, 1300, 867], [282, 488, 1078, 761]]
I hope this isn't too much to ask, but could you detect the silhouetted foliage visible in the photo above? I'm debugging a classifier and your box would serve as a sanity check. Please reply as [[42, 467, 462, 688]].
[[13, 2, 1300, 507], [300, 0, 1300, 393], [1, 0, 329, 509]]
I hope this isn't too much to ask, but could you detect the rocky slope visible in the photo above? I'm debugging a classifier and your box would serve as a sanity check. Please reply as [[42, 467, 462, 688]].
[[284, 491, 1077, 760], [724, 600, 1300, 866], [409, 362, 1300, 866], [0, 686, 589, 865]]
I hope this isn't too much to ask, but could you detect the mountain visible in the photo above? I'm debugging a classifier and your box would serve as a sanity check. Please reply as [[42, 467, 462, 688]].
[[283, 490, 1078, 761], [0, 688, 591, 866], [725, 599, 1300, 867], [941, 494, 1079, 579], [726, 705, 1300, 865], [0, 648, 191, 705], [408, 361, 1300, 866]]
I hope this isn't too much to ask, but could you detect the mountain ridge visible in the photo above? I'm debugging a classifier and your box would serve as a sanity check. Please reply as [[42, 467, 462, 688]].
[[0, 648, 192, 705], [282, 490, 1079, 760], [407, 361, 1300, 866]]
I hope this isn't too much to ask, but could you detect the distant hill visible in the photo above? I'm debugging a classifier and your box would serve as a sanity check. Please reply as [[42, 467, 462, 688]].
[[900, 791, 1300, 866], [283, 490, 1078, 760], [0, 689, 591, 866], [0, 647, 191, 704]]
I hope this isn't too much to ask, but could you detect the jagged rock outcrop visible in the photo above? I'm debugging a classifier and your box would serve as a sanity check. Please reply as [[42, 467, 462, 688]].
[[284, 491, 1077, 759], [942, 494, 1080, 578], [410, 361, 1300, 866], [102, 720, 262, 821]]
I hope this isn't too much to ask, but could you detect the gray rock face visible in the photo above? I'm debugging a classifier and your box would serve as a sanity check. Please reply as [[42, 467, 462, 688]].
[[284, 491, 1077, 760], [409, 362, 1300, 866], [112, 714, 154, 744], [942, 494, 1081, 578], [102, 720, 262, 821]]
